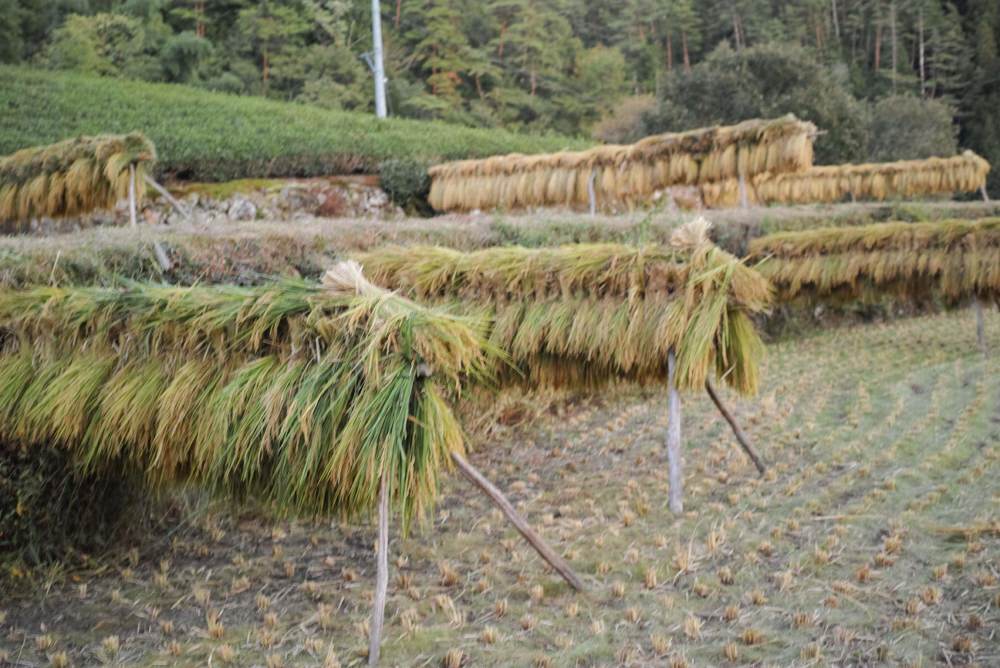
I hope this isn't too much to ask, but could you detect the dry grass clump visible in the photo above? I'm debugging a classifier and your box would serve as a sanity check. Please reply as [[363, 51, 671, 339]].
[[428, 115, 815, 212], [0, 263, 492, 525], [750, 219, 1000, 303], [359, 224, 771, 395], [0, 133, 155, 227]]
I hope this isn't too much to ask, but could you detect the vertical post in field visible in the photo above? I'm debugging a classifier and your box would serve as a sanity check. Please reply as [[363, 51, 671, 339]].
[[128, 163, 137, 228], [667, 348, 684, 514], [588, 170, 597, 216], [368, 473, 391, 666], [975, 298, 987, 355], [371, 0, 388, 118], [738, 172, 749, 209]]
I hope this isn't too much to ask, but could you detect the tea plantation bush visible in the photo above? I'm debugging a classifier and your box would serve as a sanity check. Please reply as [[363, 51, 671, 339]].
[[0, 66, 589, 182]]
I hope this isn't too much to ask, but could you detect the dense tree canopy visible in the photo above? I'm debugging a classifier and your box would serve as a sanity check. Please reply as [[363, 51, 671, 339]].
[[2, 0, 999, 189]]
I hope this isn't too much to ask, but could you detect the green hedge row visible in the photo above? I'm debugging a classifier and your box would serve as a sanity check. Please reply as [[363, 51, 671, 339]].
[[0, 66, 589, 182]]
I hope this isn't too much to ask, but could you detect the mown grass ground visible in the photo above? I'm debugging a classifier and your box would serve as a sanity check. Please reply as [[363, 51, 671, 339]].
[[2, 201, 999, 288], [1, 307, 997, 667]]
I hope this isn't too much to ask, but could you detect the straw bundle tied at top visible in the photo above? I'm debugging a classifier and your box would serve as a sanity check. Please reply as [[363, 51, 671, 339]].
[[0, 265, 493, 526], [427, 116, 816, 212], [0, 133, 156, 226], [701, 151, 990, 208], [749, 219, 1000, 302], [357, 220, 773, 395]]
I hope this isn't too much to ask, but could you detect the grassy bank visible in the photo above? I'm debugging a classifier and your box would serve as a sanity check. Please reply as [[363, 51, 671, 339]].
[[2, 203, 999, 288], [0, 67, 589, 182]]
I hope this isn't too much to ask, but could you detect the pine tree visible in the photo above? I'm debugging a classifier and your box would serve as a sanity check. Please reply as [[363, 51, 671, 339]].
[[235, 1, 310, 94]]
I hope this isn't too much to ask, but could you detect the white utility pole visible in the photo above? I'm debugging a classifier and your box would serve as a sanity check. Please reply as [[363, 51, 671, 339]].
[[371, 0, 388, 118]]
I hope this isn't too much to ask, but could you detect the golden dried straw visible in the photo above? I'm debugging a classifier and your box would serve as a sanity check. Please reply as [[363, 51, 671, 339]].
[[702, 151, 990, 208], [0, 265, 493, 525], [0, 133, 157, 228], [428, 116, 816, 213], [748, 218, 1000, 302], [356, 220, 773, 395]]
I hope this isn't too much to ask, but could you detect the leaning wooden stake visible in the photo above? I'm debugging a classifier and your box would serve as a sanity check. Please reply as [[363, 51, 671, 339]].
[[666, 348, 684, 514], [981, 185, 990, 202], [128, 163, 138, 228], [144, 174, 192, 220], [451, 452, 585, 591], [975, 298, 987, 355], [368, 473, 391, 667], [704, 380, 766, 475]]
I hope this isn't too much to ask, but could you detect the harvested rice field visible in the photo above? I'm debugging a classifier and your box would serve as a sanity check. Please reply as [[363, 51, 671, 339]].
[[1, 306, 997, 667]]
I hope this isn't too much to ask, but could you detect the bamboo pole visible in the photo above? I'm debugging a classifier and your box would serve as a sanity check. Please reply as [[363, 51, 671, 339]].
[[704, 380, 766, 475], [368, 473, 391, 666], [667, 348, 683, 514], [128, 164, 137, 228], [451, 452, 585, 591]]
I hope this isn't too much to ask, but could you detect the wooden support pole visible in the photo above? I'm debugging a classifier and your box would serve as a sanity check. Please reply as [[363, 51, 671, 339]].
[[975, 298, 987, 355], [451, 452, 585, 591], [587, 170, 597, 216], [144, 175, 192, 220], [151, 241, 173, 272], [128, 164, 138, 228], [368, 473, 391, 667], [666, 348, 683, 514], [738, 172, 749, 209], [704, 380, 766, 475], [981, 185, 990, 202]]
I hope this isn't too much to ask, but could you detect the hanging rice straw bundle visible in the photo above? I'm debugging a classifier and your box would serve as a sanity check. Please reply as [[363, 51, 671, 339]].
[[749, 219, 1000, 303], [748, 151, 990, 206], [427, 116, 816, 212], [0, 264, 494, 526], [356, 221, 772, 395], [0, 133, 156, 228]]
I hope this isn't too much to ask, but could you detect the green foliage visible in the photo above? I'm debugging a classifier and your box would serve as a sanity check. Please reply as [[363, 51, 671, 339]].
[[643, 43, 869, 165], [0, 65, 589, 182], [0, 0, 26, 63], [0, 441, 144, 566], [378, 158, 431, 211], [0, 0, 996, 167], [868, 95, 958, 162], [40, 12, 169, 81], [962, 0, 1000, 196], [592, 94, 657, 144]]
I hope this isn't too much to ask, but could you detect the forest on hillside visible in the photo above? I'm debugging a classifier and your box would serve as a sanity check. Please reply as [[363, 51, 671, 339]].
[[2, 1, 999, 189]]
